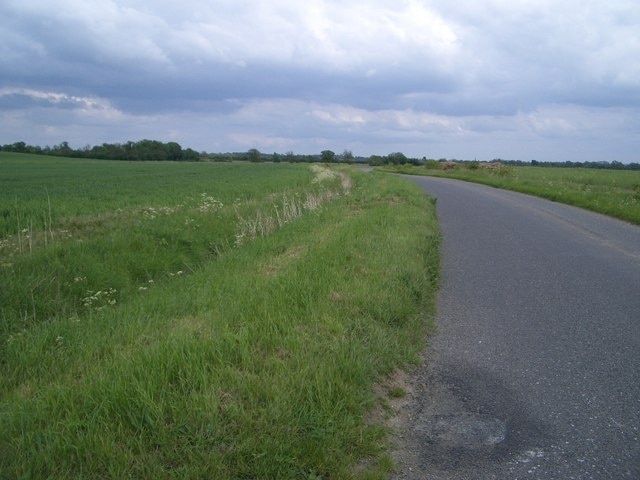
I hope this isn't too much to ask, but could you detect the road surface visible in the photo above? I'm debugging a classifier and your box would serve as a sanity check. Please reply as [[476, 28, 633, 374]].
[[392, 176, 640, 479]]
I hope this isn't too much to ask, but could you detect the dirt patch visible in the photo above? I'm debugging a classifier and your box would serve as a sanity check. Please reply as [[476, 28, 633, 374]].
[[367, 368, 416, 430], [353, 368, 418, 476], [370, 196, 406, 206], [260, 244, 307, 277], [337, 171, 352, 192]]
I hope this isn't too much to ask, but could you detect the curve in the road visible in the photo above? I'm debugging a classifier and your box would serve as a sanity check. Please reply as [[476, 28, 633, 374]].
[[392, 176, 640, 480]]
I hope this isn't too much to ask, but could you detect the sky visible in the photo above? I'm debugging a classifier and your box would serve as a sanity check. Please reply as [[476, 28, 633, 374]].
[[1, 0, 639, 162]]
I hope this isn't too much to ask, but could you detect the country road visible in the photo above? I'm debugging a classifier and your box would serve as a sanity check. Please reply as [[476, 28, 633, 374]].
[[392, 176, 640, 479]]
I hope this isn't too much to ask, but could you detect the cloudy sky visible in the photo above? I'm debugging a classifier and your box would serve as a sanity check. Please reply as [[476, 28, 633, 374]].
[[1, 0, 639, 161]]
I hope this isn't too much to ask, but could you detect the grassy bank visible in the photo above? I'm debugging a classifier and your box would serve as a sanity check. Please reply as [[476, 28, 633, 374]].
[[381, 163, 640, 225], [1, 154, 439, 479]]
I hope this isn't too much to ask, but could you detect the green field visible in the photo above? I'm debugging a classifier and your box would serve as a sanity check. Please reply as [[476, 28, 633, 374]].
[[0, 153, 439, 479], [381, 163, 640, 225]]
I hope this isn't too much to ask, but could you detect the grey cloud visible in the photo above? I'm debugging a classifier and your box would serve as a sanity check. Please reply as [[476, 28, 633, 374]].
[[0, 0, 638, 162], [0, 93, 45, 110]]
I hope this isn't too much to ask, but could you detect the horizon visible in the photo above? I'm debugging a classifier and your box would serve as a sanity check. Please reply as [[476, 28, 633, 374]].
[[1, 1, 639, 163]]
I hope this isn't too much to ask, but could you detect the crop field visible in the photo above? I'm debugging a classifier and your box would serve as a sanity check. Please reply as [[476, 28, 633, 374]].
[[0, 153, 439, 479], [382, 163, 640, 225]]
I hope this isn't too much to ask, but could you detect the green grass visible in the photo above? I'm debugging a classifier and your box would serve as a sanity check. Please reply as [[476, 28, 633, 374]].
[[0, 152, 314, 237], [0, 154, 439, 479], [0, 154, 330, 329], [381, 163, 640, 225]]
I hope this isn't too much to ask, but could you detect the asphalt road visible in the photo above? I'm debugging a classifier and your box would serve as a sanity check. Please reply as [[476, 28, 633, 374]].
[[392, 176, 640, 480]]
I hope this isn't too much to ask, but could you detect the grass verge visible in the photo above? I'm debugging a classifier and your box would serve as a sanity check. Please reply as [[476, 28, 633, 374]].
[[380, 163, 640, 225], [1, 156, 439, 479]]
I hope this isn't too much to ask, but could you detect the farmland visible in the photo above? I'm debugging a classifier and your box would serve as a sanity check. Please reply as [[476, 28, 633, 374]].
[[0, 153, 439, 479]]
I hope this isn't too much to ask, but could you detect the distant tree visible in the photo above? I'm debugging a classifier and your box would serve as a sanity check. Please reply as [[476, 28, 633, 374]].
[[340, 149, 354, 163], [52, 141, 73, 157], [321, 150, 336, 162], [182, 148, 200, 161], [134, 140, 167, 160], [247, 148, 262, 162], [611, 160, 624, 170], [165, 142, 182, 161], [12, 141, 27, 153], [272, 152, 281, 163], [121, 141, 134, 160], [388, 152, 407, 165], [368, 155, 385, 166]]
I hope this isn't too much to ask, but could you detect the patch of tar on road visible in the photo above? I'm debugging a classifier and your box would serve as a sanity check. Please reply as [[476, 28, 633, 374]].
[[391, 354, 552, 480], [415, 413, 506, 451]]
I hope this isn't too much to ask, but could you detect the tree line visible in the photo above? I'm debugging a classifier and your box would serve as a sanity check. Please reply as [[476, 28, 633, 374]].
[[372, 155, 640, 171], [1, 140, 200, 161], [514, 159, 639, 170], [2, 140, 638, 170]]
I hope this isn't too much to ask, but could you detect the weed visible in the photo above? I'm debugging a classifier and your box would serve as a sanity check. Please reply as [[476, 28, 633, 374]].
[[82, 288, 117, 310], [388, 387, 407, 398], [235, 187, 343, 246]]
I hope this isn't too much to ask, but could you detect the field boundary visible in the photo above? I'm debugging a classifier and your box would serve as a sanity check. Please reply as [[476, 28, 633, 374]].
[[379, 164, 640, 226]]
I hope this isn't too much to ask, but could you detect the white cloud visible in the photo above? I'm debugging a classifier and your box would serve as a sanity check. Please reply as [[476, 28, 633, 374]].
[[0, 88, 115, 112]]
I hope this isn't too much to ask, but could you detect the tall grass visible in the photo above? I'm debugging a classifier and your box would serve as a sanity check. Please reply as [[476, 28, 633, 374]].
[[0, 155, 337, 335], [382, 163, 640, 225], [1, 155, 439, 479]]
